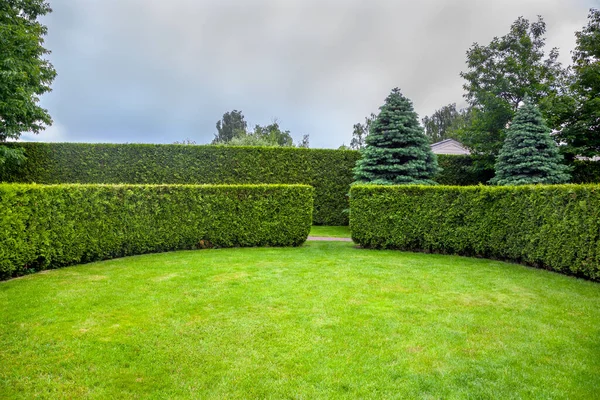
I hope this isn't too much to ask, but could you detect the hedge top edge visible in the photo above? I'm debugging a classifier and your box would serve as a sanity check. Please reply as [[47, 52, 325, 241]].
[[351, 183, 600, 191], [0, 183, 315, 190]]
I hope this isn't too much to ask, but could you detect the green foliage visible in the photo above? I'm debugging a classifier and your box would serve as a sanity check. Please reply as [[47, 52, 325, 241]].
[[297, 134, 310, 148], [353, 88, 438, 185], [212, 110, 247, 144], [218, 120, 308, 148], [422, 104, 467, 143], [435, 154, 495, 185], [459, 16, 570, 157], [250, 121, 294, 147], [350, 185, 600, 280], [559, 9, 600, 159], [572, 160, 600, 183], [225, 135, 279, 147], [5, 143, 600, 226], [491, 99, 570, 185], [350, 113, 376, 150], [0, 183, 313, 279], [0, 145, 26, 171], [0, 143, 359, 225], [0, 0, 56, 142]]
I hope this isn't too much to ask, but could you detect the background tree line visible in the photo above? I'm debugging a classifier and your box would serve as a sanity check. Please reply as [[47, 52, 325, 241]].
[[350, 9, 600, 164], [211, 110, 309, 148]]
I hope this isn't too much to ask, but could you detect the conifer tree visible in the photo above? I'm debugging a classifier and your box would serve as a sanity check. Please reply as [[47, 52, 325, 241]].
[[353, 88, 438, 185], [490, 98, 570, 185]]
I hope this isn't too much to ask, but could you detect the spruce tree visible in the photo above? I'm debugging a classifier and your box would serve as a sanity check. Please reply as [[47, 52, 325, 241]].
[[490, 98, 570, 185], [353, 88, 438, 185]]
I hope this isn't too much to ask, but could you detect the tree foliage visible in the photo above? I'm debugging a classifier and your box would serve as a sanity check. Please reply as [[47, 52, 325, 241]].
[[212, 113, 308, 148], [226, 134, 279, 147], [250, 121, 294, 147], [297, 134, 310, 148], [0, 0, 56, 166], [212, 110, 247, 144], [490, 99, 570, 185], [350, 113, 376, 150], [459, 16, 568, 157], [353, 88, 438, 185], [559, 9, 600, 159], [421, 103, 469, 143]]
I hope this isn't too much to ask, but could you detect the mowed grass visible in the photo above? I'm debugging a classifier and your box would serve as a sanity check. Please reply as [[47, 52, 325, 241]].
[[1, 241, 600, 399], [309, 225, 351, 238]]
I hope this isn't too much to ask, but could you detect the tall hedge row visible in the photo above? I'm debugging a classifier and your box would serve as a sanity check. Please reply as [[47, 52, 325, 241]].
[[0, 184, 313, 280], [0, 143, 358, 225], [1, 143, 598, 225], [350, 185, 600, 280]]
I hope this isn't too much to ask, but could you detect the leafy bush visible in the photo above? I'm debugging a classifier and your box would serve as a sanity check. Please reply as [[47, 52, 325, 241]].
[[350, 184, 600, 280], [0, 184, 313, 280]]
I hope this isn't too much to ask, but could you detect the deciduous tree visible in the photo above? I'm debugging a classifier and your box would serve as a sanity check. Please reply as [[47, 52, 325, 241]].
[[421, 103, 468, 143], [350, 113, 376, 150], [0, 0, 56, 166], [212, 110, 247, 144], [559, 9, 600, 159], [459, 16, 569, 157]]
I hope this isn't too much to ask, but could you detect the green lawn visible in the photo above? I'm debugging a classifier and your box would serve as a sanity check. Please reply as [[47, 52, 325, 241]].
[[309, 225, 351, 238], [2, 241, 599, 399]]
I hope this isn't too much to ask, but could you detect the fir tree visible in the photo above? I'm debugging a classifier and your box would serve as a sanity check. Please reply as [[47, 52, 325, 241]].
[[490, 98, 570, 185], [353, 88, 438, 185]]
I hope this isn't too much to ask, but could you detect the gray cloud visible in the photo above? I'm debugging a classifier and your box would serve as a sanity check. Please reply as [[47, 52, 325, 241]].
[[27, 0, 596, 147]]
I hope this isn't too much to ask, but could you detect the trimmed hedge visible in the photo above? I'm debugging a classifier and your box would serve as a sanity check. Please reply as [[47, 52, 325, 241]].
[[350, 185, 600, 280], [0, 143, 358, 226], [0, 184, 313, 280], [2, 143, 598, 225]]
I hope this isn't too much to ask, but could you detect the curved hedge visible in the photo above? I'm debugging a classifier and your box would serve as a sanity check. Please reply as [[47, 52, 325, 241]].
[[350, 185, 600, 280], [0, 184, 313, 280]]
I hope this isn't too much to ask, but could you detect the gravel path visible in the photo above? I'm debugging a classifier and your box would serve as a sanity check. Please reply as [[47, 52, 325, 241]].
[[306, 236, 353, 242]]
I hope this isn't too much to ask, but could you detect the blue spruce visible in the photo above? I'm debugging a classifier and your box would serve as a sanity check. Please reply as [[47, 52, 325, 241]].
[[491, 98, 570, 185], [353, 88, 438, 185]]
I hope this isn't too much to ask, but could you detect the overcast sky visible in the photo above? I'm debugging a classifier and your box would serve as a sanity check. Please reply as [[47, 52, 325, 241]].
[[23, 0, 599, 148]]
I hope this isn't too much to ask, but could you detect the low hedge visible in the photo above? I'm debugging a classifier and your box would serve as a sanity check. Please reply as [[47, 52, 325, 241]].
[[0, 184, 313, 280], [350, 184, 600, 280]]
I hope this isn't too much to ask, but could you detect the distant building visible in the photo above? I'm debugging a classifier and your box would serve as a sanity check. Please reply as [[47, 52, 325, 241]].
[[430, 139, 470, 155]]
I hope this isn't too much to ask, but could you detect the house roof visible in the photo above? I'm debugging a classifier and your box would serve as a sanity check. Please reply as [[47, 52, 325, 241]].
[[430, 139, 470, 155]]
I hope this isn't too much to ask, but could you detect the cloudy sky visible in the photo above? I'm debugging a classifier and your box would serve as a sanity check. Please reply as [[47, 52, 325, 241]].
[[24, 0, 598, 148]]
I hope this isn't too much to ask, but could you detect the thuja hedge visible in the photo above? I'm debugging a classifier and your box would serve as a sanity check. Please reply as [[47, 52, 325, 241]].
[[0, 143, 358, 225], [0, 184, 313, 280], [350, 185, 600, 280], [3, 143, 597, 224]]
